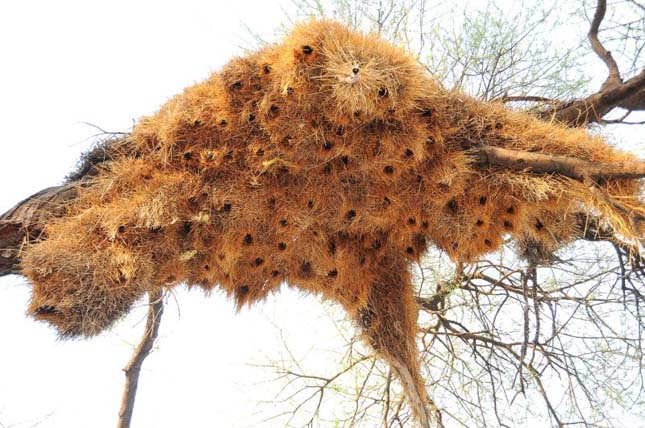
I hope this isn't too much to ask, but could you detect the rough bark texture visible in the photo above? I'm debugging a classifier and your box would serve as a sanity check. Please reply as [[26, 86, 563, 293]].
[[472, 146, 645, 180], [539, 0, 645, 127], [0, 184, 77, 276]]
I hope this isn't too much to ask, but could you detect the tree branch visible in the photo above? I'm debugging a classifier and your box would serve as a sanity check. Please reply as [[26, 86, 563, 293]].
[[117, 290, 164, 428], [545, 69, 645, 127], [588, 0, 621, 86], [537, 0, 645, 126], [472, 145, 645, 180], [0, 184, 77, 277]]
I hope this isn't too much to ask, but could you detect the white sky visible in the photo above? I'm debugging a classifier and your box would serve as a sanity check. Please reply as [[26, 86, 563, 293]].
[[0, 1, 643, 427]]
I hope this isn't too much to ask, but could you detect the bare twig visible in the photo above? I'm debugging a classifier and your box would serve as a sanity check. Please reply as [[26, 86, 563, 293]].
[[588, 0, 622, 86]]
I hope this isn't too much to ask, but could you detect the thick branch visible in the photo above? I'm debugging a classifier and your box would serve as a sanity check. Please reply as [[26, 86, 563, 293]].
[[546, 69, 645, 127], [472, 146, 645, 180], [537, 0, 645, 126], [117, 290, 164, 428], [0, 184, 77, 276]]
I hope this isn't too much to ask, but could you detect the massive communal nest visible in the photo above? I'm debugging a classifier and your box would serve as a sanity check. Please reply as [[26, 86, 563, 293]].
[[16, 19, 644, 427]]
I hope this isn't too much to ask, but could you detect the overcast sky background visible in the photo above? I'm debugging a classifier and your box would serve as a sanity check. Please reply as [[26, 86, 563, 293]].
[[0, 1, 643, 427]]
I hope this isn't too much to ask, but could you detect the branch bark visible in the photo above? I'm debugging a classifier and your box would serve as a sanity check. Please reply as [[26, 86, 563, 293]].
[[472, 146, 645, 180], [117, 290, 164, 428], [546, 70, 645, 127], [588, 0, 621, 86], [0, 184, 77, 277], [539, 0, 645, 126]]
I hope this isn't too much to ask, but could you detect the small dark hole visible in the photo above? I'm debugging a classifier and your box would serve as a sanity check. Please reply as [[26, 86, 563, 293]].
[[287, 87, 294, 95], [328, 240, 337, 255], [352, 67, 360, 74], [383, 197, 391, 206], [224, 150, 233, 160], [232, 81, 243, 89], [150, 226, 162, 234], [416, 175, 424, 182], [372, 240, 381, 250], [238, 285, 249, 295], [307, 200, 314, 208], [495, 122, 503, 130], [446, 198, 458, 213], [278, 242, 287, 251], [300, 261, 312, 275], [118, 225, 126, 234], [535, 220, 544, 230], [421, 221, 429, 229], [256, 148, 265, 156], [193, 120, 203, 127], [322, 141, 333, 150], [408, 218, 416, 225], [302, 45, 313, 54], [479, 196, 487, 205], [340, 156, 349, 165], [383, 165, 394, 174], [335, 127, 345, 136], [476, 219, 484, 226], [268, 197, 276, 208], [269, 104, 278, 113], [378, 88, 388, 97], [353, 111, 361, 117], [219, 119, 228, 127], [506, 206, 515, 214], [204, 265, 210, 271], [484, 239, 492, 247], [406, 247, 415, 254], [254, 258, 264, 266], [243, 234, 253, 245], [271, 270, 280, 277], [183, 222, 192, 234], [263, 64, 271, 74], [346, 210, 357, 220], [328, 269, 338, 278], [426, 137, 435, 145], [323, 164, 332, 174], [222, 203, 232, 213], [279, 219, 288, 227], [404, 149, 414, 158], [421, 108, 433, 117], [503, 220, 513, 229], [248, 113, 256, 122], [183, 152, 193, 160]]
